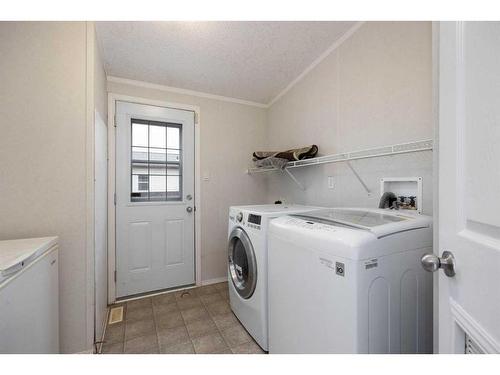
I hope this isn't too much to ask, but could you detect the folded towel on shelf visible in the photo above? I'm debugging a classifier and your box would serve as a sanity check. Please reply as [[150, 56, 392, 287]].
[[253, 156, 290, 170], [252, 145, 318, 167]]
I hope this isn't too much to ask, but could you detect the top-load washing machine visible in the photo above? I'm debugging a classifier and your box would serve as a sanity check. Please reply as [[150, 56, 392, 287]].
[[227, 204, 322, 351], [268, 208, 433, 354]]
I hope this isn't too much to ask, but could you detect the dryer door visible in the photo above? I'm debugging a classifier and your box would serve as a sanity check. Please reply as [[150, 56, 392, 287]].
[[228, 227, 257, 299]]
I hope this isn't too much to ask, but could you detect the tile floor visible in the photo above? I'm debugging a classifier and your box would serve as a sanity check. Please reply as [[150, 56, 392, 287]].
[[101, 282, 265, 354]]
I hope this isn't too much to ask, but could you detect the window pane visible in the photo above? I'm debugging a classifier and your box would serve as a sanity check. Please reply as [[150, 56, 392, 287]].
[[132, 147, 148, 162], [132, 164, 149, 175], [166, 149, 180, 163], [166, 166, 180, 176], [132, 123, 148, 147], [149, 148, 166, 163], [149, 125, 166, 148], [167, 126, 180, 149], [150, 175, 166, 192], [150, 163, 166, 175], [167, 176, 180, 192], [131, 174, 149, 202]]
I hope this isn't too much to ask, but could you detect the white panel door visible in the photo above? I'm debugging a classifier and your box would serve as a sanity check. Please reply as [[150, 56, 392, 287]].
[[115, 101, 195, 298], [94, 110, 108, 341], [437, 22, 500, 353]]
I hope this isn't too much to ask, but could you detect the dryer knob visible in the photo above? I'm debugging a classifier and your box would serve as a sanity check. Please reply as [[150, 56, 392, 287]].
[[236, 212, 243, 222]]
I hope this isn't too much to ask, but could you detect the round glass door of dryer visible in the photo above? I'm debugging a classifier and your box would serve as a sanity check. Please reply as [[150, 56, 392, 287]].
[[228, 227, 257, 299]]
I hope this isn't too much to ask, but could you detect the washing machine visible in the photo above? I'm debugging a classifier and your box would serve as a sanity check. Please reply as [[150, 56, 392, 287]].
[[268, 208, 433, 354], [227, 204, 322, 351]]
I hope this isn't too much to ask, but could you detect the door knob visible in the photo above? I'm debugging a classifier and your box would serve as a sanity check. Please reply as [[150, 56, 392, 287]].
[[421, 251, 456, 277], [186, 206, 193, 213]]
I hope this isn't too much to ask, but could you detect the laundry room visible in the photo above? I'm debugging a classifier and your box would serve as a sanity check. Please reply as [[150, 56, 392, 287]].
[[0, 1, 499, 373]]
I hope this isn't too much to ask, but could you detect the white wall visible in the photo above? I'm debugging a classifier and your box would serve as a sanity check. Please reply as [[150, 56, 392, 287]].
[[265, 22, 434, 214], [107, 80, 268, 283], [0, 22, 90, 353]]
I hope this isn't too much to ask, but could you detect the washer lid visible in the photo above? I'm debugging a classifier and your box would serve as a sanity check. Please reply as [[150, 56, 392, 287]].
[[294, 208, 430, 238], [0, 236, 58, 276]]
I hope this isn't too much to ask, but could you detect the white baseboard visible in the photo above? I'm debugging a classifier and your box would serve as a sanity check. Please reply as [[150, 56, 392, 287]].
[[201, 277, 227, 286]]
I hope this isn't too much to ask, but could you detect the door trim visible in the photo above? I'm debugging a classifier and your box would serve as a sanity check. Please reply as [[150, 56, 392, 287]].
[[107, 93, 201, 304]]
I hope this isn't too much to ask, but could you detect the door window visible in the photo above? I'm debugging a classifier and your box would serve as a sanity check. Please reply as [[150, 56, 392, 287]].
[[131, 119, 182, 202]]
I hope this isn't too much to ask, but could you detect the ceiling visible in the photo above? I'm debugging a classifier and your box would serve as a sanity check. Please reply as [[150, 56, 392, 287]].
[[96, 21, 356, 105]]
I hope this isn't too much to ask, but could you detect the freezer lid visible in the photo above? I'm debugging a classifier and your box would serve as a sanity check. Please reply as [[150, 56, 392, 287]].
[[294, 208, 430, 238], [0, 237, 58, 276]]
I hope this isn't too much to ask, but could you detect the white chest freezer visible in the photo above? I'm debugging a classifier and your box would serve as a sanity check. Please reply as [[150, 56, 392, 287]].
[[0, 237, 59, 353]]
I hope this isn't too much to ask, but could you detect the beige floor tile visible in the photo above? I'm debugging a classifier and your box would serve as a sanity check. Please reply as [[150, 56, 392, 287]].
[[161, 341, 195, 354], [125, 319, 155, 340], [219, 290, 229, 301], [206, 301, 231, 317], [101, 341, 124, 354], [195, 285, 219, 296], [155, 310, 185, 330], [214, 348, 233, 354], [126, 306, 153, 322], [231, 341, 265, 354], [181, 306, 210, 324], [220, 324, 252, 347], [126, 297, 152, 311], [152, 292, 176, 306], [174, 289, 197, 300], [104, 322, 125, 344], [186, 318, 218, 339], [124, 333, 159, 354], [157, 325, 190, 349], [177, 296, 203, 310], [153, 302, 179, 315], [214, 282, 228, 291], [199, 292, 223, 305], [192, 333, 229, 354], [212, 312, 240, 331]]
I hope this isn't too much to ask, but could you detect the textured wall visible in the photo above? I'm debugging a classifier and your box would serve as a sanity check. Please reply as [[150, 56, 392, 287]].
[[0, 22, 89, 353], [265, 22, 434, 214], [107, 81, 268, 282]]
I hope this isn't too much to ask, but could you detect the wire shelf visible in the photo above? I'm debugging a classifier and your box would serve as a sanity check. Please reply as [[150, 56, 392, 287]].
[[246, 139, 433, 174]]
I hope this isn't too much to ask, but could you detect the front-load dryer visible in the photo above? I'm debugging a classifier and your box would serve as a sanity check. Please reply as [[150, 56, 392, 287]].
[[227, 204, 321, 351], [268, 208, 433, 354]]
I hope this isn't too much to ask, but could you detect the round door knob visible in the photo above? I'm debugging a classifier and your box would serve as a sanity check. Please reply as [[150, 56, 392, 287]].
[[186, 206, 193, 213], [421, 254, 440, 272], [421, 251, 456, 277]]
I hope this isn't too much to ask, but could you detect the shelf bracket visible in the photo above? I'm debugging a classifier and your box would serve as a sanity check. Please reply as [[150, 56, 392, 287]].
[[282, 168, 305, 191], [346, 161, 371, 196]]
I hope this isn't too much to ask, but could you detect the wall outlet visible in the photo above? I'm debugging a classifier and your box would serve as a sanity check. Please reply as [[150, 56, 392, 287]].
[[327, 176, 335, 189]]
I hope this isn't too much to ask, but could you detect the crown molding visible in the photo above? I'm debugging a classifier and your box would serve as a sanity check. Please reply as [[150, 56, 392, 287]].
[[107, 76, 269, 109]]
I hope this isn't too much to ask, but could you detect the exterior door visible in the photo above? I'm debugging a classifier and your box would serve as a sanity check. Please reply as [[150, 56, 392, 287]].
[[115, 101, 195, 298], [436, 22, 500, 353]]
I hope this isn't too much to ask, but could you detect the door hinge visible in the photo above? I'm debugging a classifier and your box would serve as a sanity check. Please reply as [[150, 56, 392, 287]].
[[114, 114, 117, 127], [114, 193, 116, 205], [114, 270, 117, 282], [194, 111, 198, 124]]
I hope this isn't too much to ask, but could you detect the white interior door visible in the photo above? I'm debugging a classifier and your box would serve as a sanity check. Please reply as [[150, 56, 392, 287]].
[[94, 110, 108, 342], [436, 21, 500, 353], [115, 101, 195, 298]]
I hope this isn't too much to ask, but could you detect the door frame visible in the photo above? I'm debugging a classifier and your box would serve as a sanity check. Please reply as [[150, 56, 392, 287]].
[[107, 93, 202, 304]]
